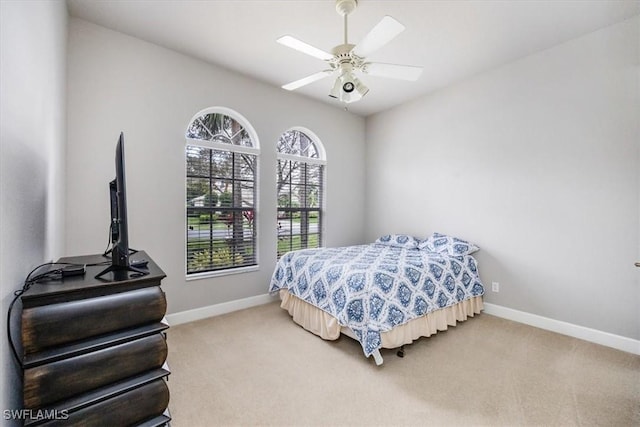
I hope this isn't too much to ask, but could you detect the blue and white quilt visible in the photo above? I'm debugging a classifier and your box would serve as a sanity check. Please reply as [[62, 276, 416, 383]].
[[269, 244, 485, 357]]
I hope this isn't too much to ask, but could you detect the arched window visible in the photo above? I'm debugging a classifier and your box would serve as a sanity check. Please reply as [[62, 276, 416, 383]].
[[185, 107, 259, 277], [277, 128, 326, 258]]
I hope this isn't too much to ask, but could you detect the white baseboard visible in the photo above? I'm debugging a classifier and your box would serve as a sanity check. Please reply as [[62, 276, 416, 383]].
[[166, 296, 639, 355], [483, 302, 640, 355], [166, 293, 278, 326]]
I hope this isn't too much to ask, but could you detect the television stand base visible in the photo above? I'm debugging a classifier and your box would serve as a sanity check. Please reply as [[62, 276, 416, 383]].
[[95, 264, 148, 281]]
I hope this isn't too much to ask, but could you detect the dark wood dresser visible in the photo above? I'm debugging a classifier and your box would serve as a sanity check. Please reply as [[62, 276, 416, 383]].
[[18, 251, 170, 426]]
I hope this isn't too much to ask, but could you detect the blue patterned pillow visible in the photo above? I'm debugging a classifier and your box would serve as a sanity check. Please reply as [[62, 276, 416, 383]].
[[375, 234, 420, 249], [419, 232, 479, 255]]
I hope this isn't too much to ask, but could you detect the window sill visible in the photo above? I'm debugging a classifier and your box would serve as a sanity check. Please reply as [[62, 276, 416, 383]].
[[186, 265, 259, 282]]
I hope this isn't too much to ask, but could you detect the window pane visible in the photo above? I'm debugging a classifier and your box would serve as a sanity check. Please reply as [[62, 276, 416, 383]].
[[233, 128, 252, 147], [186, 119, 213, 141], [298, 132, 315, 158], [223, 115, 236, 138], [306, 185, 320, 208], [236, 154, 256, 181], [290, 162, 305, 185], [211, 150, 233, 178], [277, 183, 291, 207], [186, 178, 210, 206], [291, 184, 305, 208], [277, 159, 289, 181], [186, 146, 210, 177], [241, 184, 255, 206], [307, 164, 322, 185]]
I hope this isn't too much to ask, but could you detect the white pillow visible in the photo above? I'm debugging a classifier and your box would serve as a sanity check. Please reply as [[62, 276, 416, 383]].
[[419, 232, 479, 255], [375, 234, 420, 249]]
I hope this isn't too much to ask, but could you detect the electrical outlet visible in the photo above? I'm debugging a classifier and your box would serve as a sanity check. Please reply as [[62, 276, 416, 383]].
[[492, 282, 500, 292]]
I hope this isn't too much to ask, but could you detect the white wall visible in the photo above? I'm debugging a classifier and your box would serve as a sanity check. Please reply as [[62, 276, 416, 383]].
[[66, 18, 366, 314], [365, 17, 639, 340], [0, 0, 68, 419]]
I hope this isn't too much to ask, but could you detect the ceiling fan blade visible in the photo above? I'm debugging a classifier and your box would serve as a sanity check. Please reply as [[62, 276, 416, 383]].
[[277, 35, 333, 61], [352, 16, 405, 58], [282, 70, 333, 91], [363, 62, 423, 81]]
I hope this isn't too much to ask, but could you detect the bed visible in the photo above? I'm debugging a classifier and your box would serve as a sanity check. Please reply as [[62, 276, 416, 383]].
[[269, 233, 485, 365]]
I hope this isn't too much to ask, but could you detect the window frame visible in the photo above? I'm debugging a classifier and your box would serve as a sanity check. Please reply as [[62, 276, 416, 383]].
[[276, 127, 326, 258], [185, 107, 260, 280]]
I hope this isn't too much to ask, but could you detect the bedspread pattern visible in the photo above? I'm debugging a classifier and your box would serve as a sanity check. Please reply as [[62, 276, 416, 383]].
[[269, 244, 484, 356]]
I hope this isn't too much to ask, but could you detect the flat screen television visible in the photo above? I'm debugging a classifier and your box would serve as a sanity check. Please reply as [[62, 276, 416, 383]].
[[95, 132, 147, 280]]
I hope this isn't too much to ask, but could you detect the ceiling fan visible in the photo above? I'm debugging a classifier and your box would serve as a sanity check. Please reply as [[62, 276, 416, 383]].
[[277, 0, 423, 104]]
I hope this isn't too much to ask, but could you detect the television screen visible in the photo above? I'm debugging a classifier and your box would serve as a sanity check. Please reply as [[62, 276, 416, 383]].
[[95, 132, 147, 280]]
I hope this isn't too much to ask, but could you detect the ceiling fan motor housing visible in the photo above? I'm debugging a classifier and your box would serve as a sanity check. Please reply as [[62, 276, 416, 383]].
[[330, 44, 364, 73], [335, 0, 357, 16]]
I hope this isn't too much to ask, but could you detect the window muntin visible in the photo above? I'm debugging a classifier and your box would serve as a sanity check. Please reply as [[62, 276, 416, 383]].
[[186, 109, 259, 276], [277, 129, 325, 258]]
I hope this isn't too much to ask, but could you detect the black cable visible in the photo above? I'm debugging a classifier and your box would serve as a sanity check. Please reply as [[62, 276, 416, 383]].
[[6, 260, 111, 367], [103, 223, 113, 257], [7, 287, 29, 367], [7, 262, 76, 366]]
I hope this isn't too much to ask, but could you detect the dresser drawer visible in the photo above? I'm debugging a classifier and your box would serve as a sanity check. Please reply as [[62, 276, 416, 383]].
[[24, 333, 168, 409], [34, 379, 170, 427], [22, 286, 166, 354]]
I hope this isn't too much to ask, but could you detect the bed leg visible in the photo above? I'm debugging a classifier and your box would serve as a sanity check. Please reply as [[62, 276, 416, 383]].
[[397, 345, 405, 358], [371, 350, 384, 366]]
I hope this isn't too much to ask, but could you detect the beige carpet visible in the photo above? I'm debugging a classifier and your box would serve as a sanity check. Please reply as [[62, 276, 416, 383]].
[[166, 301, 639, 426]]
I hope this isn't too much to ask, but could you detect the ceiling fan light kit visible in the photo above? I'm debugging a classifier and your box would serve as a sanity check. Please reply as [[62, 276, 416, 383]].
[[330, 64, 369, 103], [278, 0, 423, 104]]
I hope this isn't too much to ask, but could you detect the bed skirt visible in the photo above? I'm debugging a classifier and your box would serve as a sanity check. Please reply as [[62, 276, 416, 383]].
[[278, 289, 483, 349]]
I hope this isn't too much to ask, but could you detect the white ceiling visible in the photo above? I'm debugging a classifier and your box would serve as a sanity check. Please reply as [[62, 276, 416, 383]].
[[66, 0, 640, 117]]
